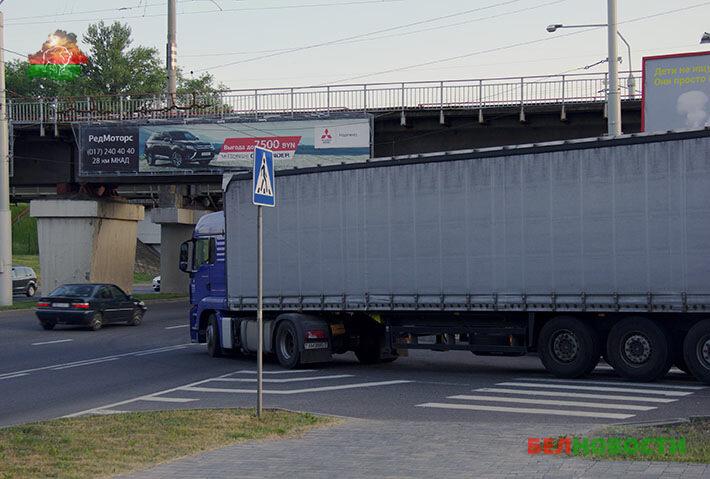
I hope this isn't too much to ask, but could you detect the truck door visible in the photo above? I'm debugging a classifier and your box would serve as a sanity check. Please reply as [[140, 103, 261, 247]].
[[192, 237, 215, 300]]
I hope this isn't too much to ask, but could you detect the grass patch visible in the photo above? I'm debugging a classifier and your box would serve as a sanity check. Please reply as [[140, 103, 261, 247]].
[[12, 254, 40, 275], [578, 417, 710, 463], [0, 409, 330, 479], [133, 292, 187, 301], [133, 272, 155, 284], [0, 300, 36, 312]]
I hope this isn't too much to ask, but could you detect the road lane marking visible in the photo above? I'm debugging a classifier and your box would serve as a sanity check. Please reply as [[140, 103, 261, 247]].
[[134, 345, 188, 356], [496, 382, 692, 396], [513, 377, 705, 390], [164, 325, 189, 330], [51, 357, 119, 370], [139, 396, 199, 403], [448, 395, 656, 411], [477, 388, 678, 403], [180, 380, 413, 395], [212, 374, 355, 383], [0, 343, 198, 380], [416, 402, 635, 420], [31, 339, 74, 346], [0, 373, 29, 380]]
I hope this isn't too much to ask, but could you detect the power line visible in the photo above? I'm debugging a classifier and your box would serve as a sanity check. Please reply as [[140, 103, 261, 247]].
[[5, 0, 404, 26], [2, 48, 26, 58], [184, 0, 562, 59], [195, 0, 531, 72], [326, 0, 710, 84]]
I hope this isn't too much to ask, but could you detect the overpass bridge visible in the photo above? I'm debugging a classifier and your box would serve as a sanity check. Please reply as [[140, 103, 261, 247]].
[[8, 71, 643, 295]]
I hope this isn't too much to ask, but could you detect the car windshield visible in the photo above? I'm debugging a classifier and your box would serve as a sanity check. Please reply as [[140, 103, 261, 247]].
[[49, 285, 96, 298], [169, 131, 198, 141]]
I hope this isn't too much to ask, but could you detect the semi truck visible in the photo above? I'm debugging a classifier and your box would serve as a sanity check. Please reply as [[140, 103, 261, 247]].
[[180, 128, 710, 384]]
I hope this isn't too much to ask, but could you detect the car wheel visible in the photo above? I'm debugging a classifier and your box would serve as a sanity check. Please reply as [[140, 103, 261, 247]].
[[90, 312, 103, 331], [606, 317, 672, 381], [198, 160, 211, 167], [206, 315, 222, 357], [26, 284, 36, 297], [40, 320, 55, 330], [127, 309, 143, 326], [171, 151, 184, 168], [275, 321, 301, 369], [538, 316, 600, 378], [153, 286, 160, 292], [147, 152, 156, 166]]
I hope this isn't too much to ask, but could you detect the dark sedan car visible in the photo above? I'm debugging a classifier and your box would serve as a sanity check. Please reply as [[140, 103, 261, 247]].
[[144, 130, 215, 168], [35, 284, 147, 331]]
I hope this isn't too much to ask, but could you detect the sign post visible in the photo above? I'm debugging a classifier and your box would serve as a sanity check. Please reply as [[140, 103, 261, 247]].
[[252, 147, 275, 418]]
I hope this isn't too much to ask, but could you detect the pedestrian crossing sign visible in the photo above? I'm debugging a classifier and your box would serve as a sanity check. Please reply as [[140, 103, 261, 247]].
[[253, 147, 276, 207]]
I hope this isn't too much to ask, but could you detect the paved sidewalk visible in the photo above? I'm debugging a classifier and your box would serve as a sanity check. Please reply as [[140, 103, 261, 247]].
[[121, 419, 710, 479]]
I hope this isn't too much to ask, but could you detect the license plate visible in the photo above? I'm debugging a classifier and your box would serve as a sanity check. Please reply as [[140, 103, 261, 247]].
[[201, 152, 211, 157], [52, 302, 70, 308], [304, 342, 328, 350]]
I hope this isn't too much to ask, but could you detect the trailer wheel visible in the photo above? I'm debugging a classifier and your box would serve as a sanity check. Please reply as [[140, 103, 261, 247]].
[[606, 317, 672, 381], [538, 316, 600, 378], [275, 321, 301, 369], [683, 320, 710, 384], [206, 315, 222, 358]]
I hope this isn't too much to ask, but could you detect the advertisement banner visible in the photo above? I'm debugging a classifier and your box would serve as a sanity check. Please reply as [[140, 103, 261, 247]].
[[642, 51, 710, 132], [78, 115, 371, 177]]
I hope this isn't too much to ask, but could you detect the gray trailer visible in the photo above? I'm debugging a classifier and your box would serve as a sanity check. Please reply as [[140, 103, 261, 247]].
[[194, 129, 710, 383]]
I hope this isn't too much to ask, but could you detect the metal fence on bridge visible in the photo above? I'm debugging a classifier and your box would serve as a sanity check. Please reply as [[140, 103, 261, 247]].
[[9, 71, 641, 125]]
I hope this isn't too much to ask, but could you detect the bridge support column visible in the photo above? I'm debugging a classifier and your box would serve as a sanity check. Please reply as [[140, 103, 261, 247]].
[[30, 199, 144, 294], [152, 207, 208, 294]]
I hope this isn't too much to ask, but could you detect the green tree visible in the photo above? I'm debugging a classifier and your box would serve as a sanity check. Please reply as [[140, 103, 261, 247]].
[[81, 21, 165, 96]]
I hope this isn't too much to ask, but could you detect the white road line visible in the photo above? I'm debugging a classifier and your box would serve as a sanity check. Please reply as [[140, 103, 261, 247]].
[[0, 373, 29, 380], [51, 357, 119, 370], [496, 382, 692, 397], [91, 409, 129, 415], [0, 343, 197, 380], [448, 395, 657, 411], [164, 325, 189, 330], [417, 402, 635, 420], [232, 369, 317, 375], [139, 396, 199, 403], [181, 380, 413, 395], [477, 388, 678, 403], [595, 365, 685, 375], [134, 345, 188, 356], [212, 374, 355, 384], [513, 377, 705, 390], [31, 339, 74, 346]]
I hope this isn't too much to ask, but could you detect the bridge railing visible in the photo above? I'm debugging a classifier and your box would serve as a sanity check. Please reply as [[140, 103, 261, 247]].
[[9, 71, 641, 124]]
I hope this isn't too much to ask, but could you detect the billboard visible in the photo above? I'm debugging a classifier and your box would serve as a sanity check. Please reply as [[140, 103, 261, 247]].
[[77, 114, 372, 178], [642, 51, 710, 132]]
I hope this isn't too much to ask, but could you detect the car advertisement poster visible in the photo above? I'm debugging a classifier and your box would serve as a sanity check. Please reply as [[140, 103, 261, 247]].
[[78, 115, 371, 177], [642, 51, 710, 132]]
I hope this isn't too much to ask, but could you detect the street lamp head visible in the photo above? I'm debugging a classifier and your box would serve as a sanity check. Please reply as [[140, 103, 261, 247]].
[[701, 32, 710, 44], [547, 24, 563, 33]]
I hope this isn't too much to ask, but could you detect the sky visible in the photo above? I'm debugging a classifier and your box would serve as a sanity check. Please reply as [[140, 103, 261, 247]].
[[3, 0, 709, 90]]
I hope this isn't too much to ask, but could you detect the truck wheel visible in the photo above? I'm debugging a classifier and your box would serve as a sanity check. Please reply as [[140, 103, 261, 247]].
[[206, 315, 222, 357], [355, 332, 383, 364], [275, 321, 301, 369], [683, 320, 710, 384], [606, 317, 672, 381], [538, 316, 600, 378]]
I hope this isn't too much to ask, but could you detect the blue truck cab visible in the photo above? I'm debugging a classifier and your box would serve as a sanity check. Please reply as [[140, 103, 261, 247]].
[[180, 212, 227, 344]]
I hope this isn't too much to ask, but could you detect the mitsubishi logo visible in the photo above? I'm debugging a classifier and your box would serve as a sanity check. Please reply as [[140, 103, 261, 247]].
[[321, 128, 332, 140]]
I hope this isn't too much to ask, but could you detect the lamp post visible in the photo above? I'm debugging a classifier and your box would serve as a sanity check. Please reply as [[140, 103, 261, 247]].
[[546, 1, 624, 135], [0, 3, 11, 307]]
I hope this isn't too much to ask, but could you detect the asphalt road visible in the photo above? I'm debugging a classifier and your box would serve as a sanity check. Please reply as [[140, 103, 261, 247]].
[[2, 300, 709, 428]]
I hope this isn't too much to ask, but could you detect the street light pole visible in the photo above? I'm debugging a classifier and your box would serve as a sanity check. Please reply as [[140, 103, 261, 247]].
[[166, 0, 177, 107], [606, 0, 622, 136], [0, 9, 12, 307]]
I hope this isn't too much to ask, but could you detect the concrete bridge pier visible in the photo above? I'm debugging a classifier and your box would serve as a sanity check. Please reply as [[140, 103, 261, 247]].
[[30, 199, 144, 294], [152, 207, 208, 294]]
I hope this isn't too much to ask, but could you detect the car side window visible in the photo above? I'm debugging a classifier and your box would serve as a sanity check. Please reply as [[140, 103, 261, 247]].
[[108, 285, 127, 300], [98, 287, 112, 299]]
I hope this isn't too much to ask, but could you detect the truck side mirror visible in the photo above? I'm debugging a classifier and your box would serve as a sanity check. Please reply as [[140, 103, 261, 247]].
[[179, 241, 191, 273]]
